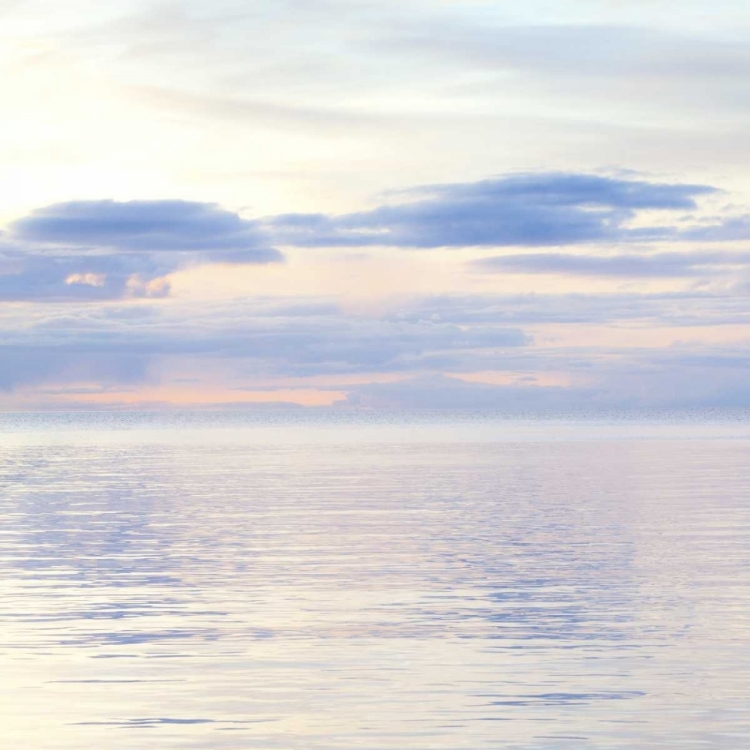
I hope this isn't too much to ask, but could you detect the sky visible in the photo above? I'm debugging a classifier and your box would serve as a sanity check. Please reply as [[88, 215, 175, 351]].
[[2, 0, 750, 410]]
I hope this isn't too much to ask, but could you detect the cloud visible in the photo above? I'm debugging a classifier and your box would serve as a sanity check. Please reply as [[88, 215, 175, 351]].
[[265, 173, 716, 248], [342, 374, 593, 410], [1, 200, 282, 301], [380, 23, 750, 82], [681, 216, 750, 242], [341, 349, 750, 411], [371, 21, 750, 124], [0, 298, 529, 391], [0, 249, 173, 301], [591, 347, 750, 409], [388, 291, 750, 327], [11, 199, 278, 258], [473, 250, 750, 278], [64, 7, 750, 129], [3, 172, 748, 305], [0, 347, 151, 392], [3, 290, 750, 408]]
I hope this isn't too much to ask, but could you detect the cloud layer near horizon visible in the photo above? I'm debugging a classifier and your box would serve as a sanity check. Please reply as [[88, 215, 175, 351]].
[[2, 277, 750, 409], [1, 170, 750, 410]]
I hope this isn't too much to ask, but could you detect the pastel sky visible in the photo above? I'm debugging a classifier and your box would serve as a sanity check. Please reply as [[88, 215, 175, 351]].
[[3, 0, 750, 410]]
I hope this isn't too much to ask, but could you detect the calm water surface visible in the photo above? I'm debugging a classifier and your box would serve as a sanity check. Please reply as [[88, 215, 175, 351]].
[[0, 411, 748, 749]]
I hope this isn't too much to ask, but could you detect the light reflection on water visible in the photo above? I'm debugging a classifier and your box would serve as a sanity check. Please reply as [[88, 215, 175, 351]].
[[0, 412, 748, 749]]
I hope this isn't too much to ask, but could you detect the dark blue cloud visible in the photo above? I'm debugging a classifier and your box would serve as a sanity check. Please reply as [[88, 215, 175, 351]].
[[11, 200, 279, 258], [1, 200, 282, 301], [265, 173, 716, 248], [473, 251, 750, 277]]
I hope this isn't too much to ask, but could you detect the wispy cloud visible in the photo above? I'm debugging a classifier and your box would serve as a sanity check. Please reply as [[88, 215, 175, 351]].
[[473, 251, 750, 278]]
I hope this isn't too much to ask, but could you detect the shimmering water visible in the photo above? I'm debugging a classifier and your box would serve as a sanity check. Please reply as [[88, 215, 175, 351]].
[[1, 411, 749, 749]]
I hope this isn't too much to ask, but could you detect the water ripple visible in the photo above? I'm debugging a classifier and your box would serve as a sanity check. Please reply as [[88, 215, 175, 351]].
[[0, 412, 748, 748]]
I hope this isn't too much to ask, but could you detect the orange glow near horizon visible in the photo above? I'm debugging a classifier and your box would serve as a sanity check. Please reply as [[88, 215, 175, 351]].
[[59, 386, 347, 408], [0, 370, 583, 411]]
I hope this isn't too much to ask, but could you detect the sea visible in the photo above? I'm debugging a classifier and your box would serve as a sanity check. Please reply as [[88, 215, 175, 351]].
[[0, 410, 748, 749]]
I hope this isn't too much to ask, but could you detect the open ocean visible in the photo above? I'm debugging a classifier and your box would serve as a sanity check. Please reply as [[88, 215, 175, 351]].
[[1, 410, 748, 749]]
